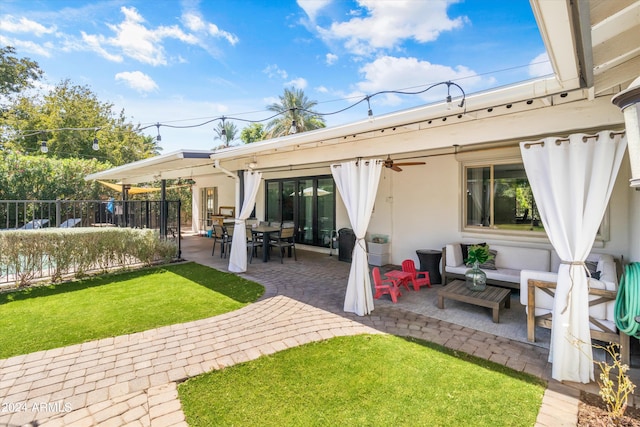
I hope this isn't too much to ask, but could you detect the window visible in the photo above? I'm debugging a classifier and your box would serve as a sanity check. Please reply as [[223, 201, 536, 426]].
[[265, 176, 336, 247], [200, 187, 217, 228], [463, 160, 609, 240], [464, 163, 542, 233]]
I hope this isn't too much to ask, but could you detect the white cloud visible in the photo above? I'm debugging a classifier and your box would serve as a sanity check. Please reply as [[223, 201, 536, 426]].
[[207, 23, 239, 45], [0, 35, 54, 57], [79, 6, 237, 66], [99, 6, 176, 66], [528, 52, 553, 77], [325, 53, 338, 65], [316, 85, 328, 93], [0, 15, 56, 36], [355, 56, 490, 106], [81, 32, 123, 62], [310, 0, 465, 56], [263, 64, 288, 79], [297, 0, 332, 22], [285, 77, 308, 89], [115, 71, 159, 93], [182, 13, 206, 31]]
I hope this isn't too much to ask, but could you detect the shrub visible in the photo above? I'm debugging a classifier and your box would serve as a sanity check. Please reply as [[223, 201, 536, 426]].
[[0, 228, 177, 287]]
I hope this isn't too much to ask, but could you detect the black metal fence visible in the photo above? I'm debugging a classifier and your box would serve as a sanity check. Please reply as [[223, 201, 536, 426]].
[[0, 199, 181, 254]]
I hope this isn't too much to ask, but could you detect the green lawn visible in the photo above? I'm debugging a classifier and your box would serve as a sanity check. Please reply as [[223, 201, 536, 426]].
[[0, 262, 264, 359], [179, 334, 545, 427]]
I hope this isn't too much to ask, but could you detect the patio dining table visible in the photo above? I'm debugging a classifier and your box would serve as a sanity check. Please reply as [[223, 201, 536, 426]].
[[251, 225, 281, 262]]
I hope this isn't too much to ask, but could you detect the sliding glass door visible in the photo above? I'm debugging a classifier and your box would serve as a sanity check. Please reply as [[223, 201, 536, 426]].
[[265, 175, 335, 247]]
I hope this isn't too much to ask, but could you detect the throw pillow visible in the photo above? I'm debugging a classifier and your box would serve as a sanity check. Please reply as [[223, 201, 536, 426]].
[[591, 271, 602, 280], [461, 242, 487, 263], [585, 260, 598, 277], [479, 250, 498, 270]]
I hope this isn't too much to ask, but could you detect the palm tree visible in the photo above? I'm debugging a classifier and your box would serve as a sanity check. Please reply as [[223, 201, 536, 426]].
[[265, 87, 325, 138], [213, 119, 238, 148]]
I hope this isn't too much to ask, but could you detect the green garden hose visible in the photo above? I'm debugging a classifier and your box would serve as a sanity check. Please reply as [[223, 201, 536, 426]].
[[615, 262, 640, 339]]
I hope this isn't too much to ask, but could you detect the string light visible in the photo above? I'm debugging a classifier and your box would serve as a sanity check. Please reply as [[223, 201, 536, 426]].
[[13, 80, 467, 145], [141, 80, 466, 140]]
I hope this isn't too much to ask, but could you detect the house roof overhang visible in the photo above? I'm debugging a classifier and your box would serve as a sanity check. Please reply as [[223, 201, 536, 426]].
[[85, 150, 217, 184]]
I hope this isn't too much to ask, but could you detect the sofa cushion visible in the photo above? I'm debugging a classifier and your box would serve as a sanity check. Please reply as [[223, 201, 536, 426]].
[[495, 245, 550, 271], [446, 244, 464, 267]]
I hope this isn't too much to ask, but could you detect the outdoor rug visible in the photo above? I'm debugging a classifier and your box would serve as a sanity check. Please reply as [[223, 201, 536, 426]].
[[374, 282, 552, 349]]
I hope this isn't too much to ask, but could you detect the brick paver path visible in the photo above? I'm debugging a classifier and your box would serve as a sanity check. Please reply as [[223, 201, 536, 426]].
[[1, 234, 632, 426]]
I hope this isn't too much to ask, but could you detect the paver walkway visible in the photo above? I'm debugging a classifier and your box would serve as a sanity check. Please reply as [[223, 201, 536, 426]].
[[0, 234, 635, 426]]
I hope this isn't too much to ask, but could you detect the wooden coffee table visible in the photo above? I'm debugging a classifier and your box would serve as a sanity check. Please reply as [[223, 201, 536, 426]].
[[437, 280, 511, 323]]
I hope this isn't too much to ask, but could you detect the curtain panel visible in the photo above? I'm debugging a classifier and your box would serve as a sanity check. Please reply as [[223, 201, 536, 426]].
[[520, 130, 626, 383], [331, 159, 383, 316], [229, 170, 263, 273]]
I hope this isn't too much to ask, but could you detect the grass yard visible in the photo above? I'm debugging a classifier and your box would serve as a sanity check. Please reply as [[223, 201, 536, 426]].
[[179, 334, 545, 427], [0, 262, 264, 359]]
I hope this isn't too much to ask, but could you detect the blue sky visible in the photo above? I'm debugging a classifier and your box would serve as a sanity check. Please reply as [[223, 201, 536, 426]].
[[0, 0, 551, 153]]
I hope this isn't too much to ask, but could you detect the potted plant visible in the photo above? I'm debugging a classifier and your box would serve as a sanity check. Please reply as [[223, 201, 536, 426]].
[[464, 244, 493, 291]]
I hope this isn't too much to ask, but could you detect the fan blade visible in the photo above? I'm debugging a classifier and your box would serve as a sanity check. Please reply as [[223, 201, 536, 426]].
[[391, 165, 403, 172], [394, 162, 425, 166]]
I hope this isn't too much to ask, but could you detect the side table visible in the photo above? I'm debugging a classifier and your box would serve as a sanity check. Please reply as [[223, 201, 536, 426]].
[[416, 249, 442, 284]]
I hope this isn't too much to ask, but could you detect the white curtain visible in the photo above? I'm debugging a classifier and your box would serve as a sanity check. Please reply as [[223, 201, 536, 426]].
[[520, 131, 626, 383], [228, 170, 263, 273], [331, 159, 383, 316]]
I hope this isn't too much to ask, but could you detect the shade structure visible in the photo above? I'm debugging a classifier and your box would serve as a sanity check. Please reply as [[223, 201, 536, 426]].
[[520, 130, 626, 383], [331, 159, 383, 316], [97, 180, 189, 195], [228, 170, 262, 273]]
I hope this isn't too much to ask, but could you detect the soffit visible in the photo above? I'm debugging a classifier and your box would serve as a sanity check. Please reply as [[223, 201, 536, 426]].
[[590, 0, 640, 94], [84, 150, 221, 184], [530, 0, 639, 95]]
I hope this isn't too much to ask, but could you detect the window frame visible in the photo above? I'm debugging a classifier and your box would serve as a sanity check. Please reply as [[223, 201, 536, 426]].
[[460, 155, 610, 242]]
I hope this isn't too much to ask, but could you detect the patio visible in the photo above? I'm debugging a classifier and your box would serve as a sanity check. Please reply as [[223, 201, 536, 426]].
[[0, 233, 637, 426]]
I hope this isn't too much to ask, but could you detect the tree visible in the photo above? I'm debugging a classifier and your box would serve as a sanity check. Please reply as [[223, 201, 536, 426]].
[[265, 87, 325, 138], [240, 123, 265, 144], [0, 46, 43, 98], [0, 150, 109, 201], [213, 120, 238, 148], [1, 80, 160, 165]]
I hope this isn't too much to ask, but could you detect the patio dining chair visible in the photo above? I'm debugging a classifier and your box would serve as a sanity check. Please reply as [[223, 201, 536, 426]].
[[224, 224, 235, 255], [269, 226, 297, 263], [246, 225, 261, 264], [211, 224, 229, 258], [401, 259, 431, 291], [372, 267, 402, 303]]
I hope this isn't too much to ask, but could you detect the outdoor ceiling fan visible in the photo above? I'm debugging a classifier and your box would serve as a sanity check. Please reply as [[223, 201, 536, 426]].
[[383, 155, 425, 172]]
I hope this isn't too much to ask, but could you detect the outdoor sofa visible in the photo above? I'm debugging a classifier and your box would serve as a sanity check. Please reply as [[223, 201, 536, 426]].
[[442, 243, 551, 290]]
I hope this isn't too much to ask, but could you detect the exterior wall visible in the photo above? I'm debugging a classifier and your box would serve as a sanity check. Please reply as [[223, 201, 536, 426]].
[[369, 154, 460, 266], [191, 174, 238, 233]]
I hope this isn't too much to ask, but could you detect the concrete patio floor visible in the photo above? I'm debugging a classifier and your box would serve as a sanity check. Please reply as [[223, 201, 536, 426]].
[[0, 233, 636, 426]]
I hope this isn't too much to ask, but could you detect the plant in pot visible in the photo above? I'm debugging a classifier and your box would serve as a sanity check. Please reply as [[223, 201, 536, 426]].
[[464, 244, 493, 291]]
